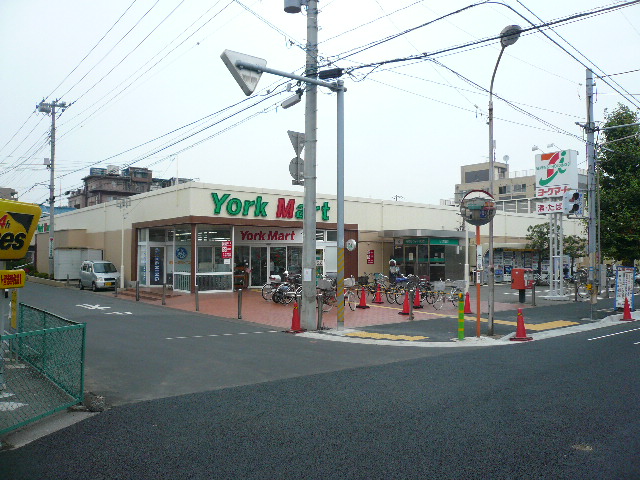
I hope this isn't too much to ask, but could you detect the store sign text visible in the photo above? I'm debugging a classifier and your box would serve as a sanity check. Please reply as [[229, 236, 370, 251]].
[[240, 230, 297, 241], [211, 192, 331, 221]]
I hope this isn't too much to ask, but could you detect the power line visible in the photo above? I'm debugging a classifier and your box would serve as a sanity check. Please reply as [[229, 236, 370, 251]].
[[58, 0, 162, 100], [54, 86, 288, 181], [46, 0, 140, 101], [66, 0, 185, 105], [513, 0, 640, 109], [58, 0, 235, 139], [345, 1, 640, 74]]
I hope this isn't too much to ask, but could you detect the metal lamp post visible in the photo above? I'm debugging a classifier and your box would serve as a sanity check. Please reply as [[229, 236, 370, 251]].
[[221, 51, 347, 331], [487, 24, 522, 336]]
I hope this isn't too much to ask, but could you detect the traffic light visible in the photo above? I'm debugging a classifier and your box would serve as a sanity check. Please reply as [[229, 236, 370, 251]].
[[562, 191, 584, 215]]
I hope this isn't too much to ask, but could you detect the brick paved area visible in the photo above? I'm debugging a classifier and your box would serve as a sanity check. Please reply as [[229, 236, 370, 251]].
[[118, 287, 523, 331]]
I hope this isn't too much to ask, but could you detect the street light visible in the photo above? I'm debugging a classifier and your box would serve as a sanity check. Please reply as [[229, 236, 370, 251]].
[[220, 50, 347, 331], [487, 24, 522, 336]]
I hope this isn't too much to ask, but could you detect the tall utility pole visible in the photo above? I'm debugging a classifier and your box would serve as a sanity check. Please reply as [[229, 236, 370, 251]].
[[37, 99, 67, 279], [300, 0, 319, 331], [585, 69, 598, 308]]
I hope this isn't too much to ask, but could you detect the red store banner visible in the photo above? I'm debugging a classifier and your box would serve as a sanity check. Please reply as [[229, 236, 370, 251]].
[[366, 249, 375, 265], [221, 241, 232, 259]]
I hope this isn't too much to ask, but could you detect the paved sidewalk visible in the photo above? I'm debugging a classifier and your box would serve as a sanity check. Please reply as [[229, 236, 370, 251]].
[[116, 283, 632, 342]]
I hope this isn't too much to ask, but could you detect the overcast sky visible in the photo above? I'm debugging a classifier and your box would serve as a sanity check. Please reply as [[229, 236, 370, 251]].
[[1, 0, 638, 207]]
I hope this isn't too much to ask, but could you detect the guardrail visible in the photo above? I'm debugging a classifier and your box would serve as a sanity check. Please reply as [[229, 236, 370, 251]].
[[1, 304, 86, 436]]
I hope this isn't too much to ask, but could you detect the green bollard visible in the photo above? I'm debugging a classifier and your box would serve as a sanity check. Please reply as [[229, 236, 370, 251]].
[[458, 292, 465, 340]]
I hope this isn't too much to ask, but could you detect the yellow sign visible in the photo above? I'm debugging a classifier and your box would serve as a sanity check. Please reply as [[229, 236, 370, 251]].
[[0, 269, 26, 288], [0, 200, 41, 260]]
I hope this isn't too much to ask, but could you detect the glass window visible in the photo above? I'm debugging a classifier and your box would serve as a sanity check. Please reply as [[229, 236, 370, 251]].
[[138, 247, 147, 285], [149, 228, 167, 242], [326, 230, 337, 242], [196, 225, 232, 273], [175, 226, 191, 244], [198, 247, 213, 272], [138, 229, 148, 242], [287, 246, 302, 275]]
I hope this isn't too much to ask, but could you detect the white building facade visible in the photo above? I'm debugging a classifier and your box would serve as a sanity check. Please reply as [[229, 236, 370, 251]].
[[35, 182, 585, 292]]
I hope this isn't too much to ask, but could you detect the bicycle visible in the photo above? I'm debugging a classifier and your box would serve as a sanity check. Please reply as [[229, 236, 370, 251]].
[[318, 276, 358, 312]]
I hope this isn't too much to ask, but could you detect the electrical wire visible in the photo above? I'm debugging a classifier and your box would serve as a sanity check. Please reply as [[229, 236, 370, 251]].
[[46, 0, 140, 101], [513, 0, 640, 110], [58, 0, 162, 100], [67, 0, 185, 105], [55, 85, 288, 181], [58, 0, 235, 139]]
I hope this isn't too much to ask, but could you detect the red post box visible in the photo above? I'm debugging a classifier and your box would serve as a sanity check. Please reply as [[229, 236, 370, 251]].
[[511, 268, 534, 303]]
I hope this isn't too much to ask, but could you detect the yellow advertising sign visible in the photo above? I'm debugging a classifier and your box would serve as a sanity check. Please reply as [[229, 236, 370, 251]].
[[0, 269, 26, 288], [0, 200, 41, 260]]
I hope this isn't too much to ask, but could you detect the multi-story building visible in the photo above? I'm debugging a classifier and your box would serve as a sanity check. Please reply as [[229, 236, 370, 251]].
[[67, 166, 190, 209], [454, 160, 587, 214], [0, 187, 18, 200]]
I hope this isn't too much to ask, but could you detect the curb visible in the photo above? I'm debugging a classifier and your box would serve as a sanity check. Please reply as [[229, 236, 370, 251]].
[[297, 312, 640, 348]]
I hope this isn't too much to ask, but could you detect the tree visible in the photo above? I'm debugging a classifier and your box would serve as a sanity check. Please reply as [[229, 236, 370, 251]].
[[599, 104, 640, 265], [526, 223, 586, 274], [526, 223, 549, 271]]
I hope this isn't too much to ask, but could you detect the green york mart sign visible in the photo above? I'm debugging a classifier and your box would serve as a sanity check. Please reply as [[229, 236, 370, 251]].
[[404, 238, 459, 245], [212, 192, 331, 221]]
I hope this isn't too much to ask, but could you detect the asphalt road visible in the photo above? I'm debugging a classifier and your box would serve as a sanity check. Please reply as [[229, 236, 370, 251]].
[[13, 283, 458, 405], [1, 282, 639, 479]]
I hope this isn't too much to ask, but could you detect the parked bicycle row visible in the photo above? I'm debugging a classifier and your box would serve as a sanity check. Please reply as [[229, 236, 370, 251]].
[[355, 272, 465, 310], [260, 271, 359, 313]]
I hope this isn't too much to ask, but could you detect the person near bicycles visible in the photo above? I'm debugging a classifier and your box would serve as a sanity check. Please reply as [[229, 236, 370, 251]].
[[389, 259, 400, 284]]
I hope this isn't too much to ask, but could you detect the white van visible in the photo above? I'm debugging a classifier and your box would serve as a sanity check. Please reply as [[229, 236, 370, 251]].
[[79, 260, 120, 291]]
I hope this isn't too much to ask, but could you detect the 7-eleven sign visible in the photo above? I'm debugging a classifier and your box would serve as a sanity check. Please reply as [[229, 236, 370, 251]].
[[534, 150, 578, 198]]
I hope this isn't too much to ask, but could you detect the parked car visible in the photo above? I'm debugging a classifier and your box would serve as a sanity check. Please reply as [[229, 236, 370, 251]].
[[79, 260, 120, 291]]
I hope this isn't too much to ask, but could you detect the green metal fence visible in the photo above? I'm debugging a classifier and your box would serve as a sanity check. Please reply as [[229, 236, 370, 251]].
[[1, 304, 86, 436]]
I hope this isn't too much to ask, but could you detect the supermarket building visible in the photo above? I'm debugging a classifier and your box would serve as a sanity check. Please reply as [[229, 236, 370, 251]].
[[35, 182, 584, 292]]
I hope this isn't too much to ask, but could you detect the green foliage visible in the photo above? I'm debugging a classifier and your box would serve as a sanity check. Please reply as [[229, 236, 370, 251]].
[[526, 222, 586, 270], [599, 104, 640, 265], [526, 223, 549, 256]]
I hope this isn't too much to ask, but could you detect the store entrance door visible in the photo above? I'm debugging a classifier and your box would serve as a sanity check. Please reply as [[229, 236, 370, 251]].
[[269, 246, 287, 278], [250, 247, 267, 286], [400, 244, 429, 277]]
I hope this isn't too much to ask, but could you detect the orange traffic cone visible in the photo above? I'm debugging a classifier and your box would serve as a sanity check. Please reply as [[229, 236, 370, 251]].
[[510, 308, 532, 341], [398, 291, 411, 315], [372, 284, 385, 304], [356, 286, 370, 309], [413, 288, 423, 309], [622, 297, 633, 321], [464, 292, 473, 314], [286, 301, 305, 333]]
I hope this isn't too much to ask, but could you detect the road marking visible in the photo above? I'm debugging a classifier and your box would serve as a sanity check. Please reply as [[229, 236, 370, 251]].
[[76, 304, 111, 310], [165, 331, 279, 340], [0, 392, 26, 411], [587, 327, 640, 341], [0, 402, 27, 411], [345, 332, 428, 341]]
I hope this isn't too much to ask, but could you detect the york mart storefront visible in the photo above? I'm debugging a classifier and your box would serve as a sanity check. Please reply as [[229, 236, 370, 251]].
[[133, 189, 355, 292], [136, 224, 341, 292]]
